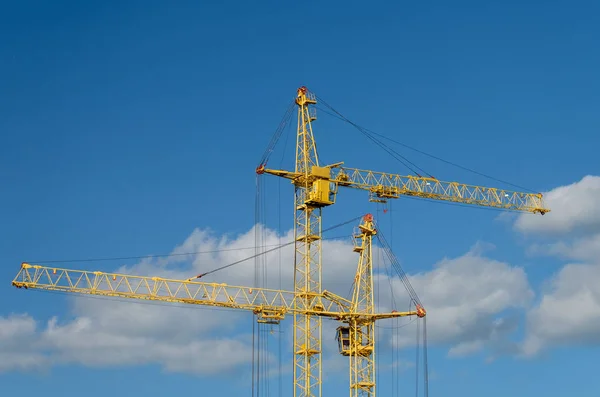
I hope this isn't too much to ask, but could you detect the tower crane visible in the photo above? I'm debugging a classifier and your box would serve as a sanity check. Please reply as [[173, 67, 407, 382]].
[[12, 213, 422, 397], [11, 86, 549, 397], [254, 86, 549, 397]]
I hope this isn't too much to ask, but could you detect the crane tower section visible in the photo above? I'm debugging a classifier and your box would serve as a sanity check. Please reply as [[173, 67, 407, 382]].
[[293, 86, 329, 397], [347, 214, 377, 397]]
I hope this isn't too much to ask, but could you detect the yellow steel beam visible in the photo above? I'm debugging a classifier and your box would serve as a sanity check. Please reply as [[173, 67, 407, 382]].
[[259, 165, 549, 215], [11, 263, 416, 322], [333, 167, 549, 214], [349, 214, 377, 397], [293, 86, 325, 397], [12, 263, 349, 322]]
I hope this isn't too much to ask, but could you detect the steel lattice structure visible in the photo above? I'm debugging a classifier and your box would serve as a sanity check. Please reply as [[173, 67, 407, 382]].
[[13, 86, 549, 397]]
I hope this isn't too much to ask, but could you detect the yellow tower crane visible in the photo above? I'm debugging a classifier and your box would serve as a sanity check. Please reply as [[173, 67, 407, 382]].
[[254, 86, 549, 397], [11, 86, 550, 397], [12, 213, 421, 397]]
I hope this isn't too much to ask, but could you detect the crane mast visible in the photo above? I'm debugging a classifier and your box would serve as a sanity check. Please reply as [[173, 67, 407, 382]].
[[347, 214, 377, 397], [293, 87, 328, 397]]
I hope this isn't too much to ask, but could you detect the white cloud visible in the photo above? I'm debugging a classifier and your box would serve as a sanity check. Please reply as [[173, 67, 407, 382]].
[[0, 315, 50, 372], [514, 175, 600, 236], [2, 221, 535, 374], [448, 340, 484, 357], [513, 175, 600, 357], [379, 242, 532, 357], [522, 261, 600, 356], [527, 232, 600, 262]]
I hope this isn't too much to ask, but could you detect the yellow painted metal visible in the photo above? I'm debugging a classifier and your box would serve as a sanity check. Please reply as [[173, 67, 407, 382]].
[[11, 86, 551, 397], [348, 214, 377, 397], [334, 214, 423, 397], [11, 248, 420, 326], [11, 224, 420, 395], [262, 165, 549, 214], [257, 86, 549, 397], [292, 86, 327, 397], [333, 167, 549, 214], [12, 263, 361, 322]]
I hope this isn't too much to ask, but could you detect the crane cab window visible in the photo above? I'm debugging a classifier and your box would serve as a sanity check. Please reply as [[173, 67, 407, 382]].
[[336, 326, 350, 355]]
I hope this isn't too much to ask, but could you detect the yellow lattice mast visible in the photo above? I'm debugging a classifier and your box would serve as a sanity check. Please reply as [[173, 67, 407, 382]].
[[337, 214, 426, 397], [343, 213, 377, 397], [257, 86, 343, 397], [290, 87, 324, 397]]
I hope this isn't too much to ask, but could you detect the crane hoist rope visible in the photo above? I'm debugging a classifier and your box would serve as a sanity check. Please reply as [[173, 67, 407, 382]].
[[314, 94, 541, 195], [185, 214, 365, 282], [258, 99, 296, 168], [314, 98, 432, 179], [25, 235, 350, 266], [375, 229, 422, 308], [367, 218, 429, 397]]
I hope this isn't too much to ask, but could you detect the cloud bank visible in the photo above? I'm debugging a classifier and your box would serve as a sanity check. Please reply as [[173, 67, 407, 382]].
[[514, 175, 600, 356], [1, 224, 532, 375]]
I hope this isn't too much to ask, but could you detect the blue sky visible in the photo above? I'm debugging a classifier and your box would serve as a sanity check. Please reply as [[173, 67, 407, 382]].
[[1, 0, 600, 396]]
